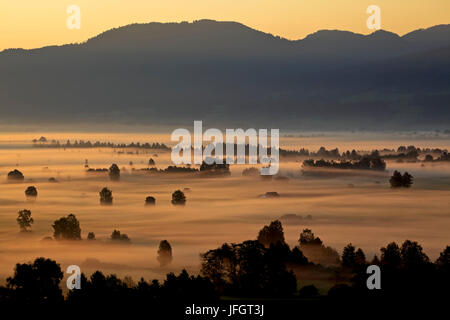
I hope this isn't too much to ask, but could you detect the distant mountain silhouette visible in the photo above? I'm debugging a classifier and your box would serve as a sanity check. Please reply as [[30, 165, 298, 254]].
[[1, 20, 449, 130]]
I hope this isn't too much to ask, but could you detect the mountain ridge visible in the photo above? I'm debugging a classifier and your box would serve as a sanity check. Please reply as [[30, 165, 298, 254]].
[[0, 20, 449, 131]]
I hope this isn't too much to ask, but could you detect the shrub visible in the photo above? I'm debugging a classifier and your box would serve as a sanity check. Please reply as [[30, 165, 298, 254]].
[[171, 190, 186, 205], [25, 186, 38, 197]]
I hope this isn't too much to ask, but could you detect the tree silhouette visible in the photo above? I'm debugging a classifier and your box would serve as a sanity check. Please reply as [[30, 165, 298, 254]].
[[17, 209, 34, 232], [436, 246, 450, 272], [342, 243, 357, 268], [109, 164, 120, 181], [299, 229, 323, 246], [389, 170, 403, 188], [402, 172, 413, 188], [145, 196, 156, 206], [25, 186, 38, 198], [99, 187, 113, 205], [7, 169, 24, 181], [355, 248, 366, 266], [52, 214, 81, 240], [390, 171, 414, 188], [171, 190, 186, 205], [111, 230, 130, 242], [87, 232, 96, 240], [381, 242, 402, 268], [157, 240, 173, 266], [400, 240, 429, 269], [148, 158, 155, 167], [257, 220, 285, 247], [6, 257, 64, 304]]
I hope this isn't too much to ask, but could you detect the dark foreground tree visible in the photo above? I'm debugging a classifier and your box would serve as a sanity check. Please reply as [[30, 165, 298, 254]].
[[7, 169, 24, 181], [99, 187, 113, 205], [171, 190, 186, 205], [24, 186, 37, 198], [157, 240, 173, 266], [257, 220, 285, 247], [111, 230, 130, 242], [201, 240, 297, 297], [109, 164, 120, 181], [52, 214, 81, 240], [17, 209, 34, 232], [5, 257, 63, 304]]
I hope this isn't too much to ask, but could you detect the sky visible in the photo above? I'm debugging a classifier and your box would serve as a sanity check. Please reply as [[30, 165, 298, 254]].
[[0, 0, 449, 50]]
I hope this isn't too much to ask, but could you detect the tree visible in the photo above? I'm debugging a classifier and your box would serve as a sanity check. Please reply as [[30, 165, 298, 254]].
[[17, 209, 34, 232], [257, 220, 285, 247], [148, 158, 155, 167], [52, 214, 81, 240], [298, 229, 340, 266], [389, 170, 403, 188], [355, 248, 366, 266], [24, 186, 38, 198], [99, 187, 113, 205], [6, 257, 64, 304], [87, 232, 96, 240], [7, 169, 24, 181], [380, 242, 401, 268], [389, 171, 414, 188], [109, 164, 120, 181], [145, 196, 156, 206], [402, 172, 413, 188], [424, 154, 433, 162], [342, 243, 357, 268], [158, 240, 173, 266], [400, 240, 429, 269], [299, 229, 323, 246], [171, 190, 186, 205], [436, 246, 450, 272], [111, 230, 130, 242]]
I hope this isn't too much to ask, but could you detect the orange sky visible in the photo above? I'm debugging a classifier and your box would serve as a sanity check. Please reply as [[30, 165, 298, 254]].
[[0, 0, 449, 50]]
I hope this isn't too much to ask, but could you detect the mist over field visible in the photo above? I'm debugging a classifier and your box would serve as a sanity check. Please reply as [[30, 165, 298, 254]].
[[1, 133, 449, 291]]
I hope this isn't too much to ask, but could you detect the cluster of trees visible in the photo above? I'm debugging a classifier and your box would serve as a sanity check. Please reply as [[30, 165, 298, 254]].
[[0, 258, 213, 310], [389, 171, 414, 188], [302, 156, 386, 171], [32, 139, 170, 150]]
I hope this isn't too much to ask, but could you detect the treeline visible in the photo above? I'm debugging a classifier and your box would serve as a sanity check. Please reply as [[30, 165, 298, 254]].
[[1, 220, 448, 310], [302, 156, 386, 171], [32, 138, 170, 150]]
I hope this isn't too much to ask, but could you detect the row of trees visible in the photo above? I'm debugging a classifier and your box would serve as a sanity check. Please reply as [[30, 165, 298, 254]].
[[302, 156, 387, 171], [1, 220, 448, 309]]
